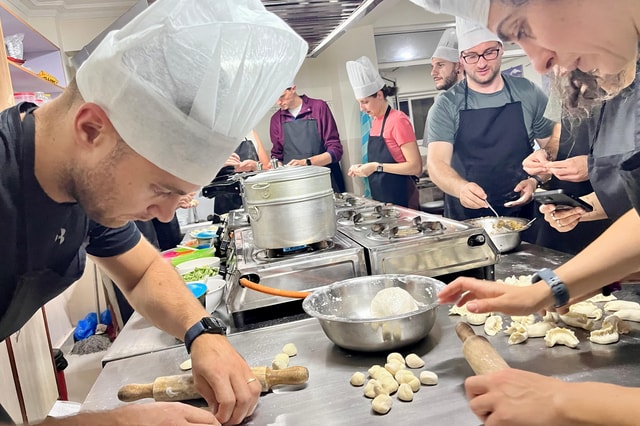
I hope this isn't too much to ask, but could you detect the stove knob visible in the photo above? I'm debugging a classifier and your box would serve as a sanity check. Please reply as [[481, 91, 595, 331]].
[[467, 234, 486, 247]]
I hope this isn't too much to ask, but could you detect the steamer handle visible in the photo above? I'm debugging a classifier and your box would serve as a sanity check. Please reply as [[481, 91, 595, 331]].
[[239, 277, 311, 299]]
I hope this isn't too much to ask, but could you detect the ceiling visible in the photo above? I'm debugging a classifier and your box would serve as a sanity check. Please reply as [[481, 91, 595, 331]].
[[7, 0, 387, 56]]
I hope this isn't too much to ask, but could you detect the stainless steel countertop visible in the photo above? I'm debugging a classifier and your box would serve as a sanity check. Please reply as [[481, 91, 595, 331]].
[[83, 243, 640, 425]]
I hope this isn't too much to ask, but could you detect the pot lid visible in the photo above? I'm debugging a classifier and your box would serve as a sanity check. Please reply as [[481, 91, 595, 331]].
[[245, 165, 330, 183]]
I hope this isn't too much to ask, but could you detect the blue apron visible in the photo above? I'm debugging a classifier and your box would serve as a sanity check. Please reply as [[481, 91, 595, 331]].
[[367, 106, 419, 209], [445, 77, 534, 222]]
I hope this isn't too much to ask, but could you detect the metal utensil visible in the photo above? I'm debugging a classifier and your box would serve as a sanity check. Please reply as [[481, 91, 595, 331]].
[[485, 200, 500, 219]]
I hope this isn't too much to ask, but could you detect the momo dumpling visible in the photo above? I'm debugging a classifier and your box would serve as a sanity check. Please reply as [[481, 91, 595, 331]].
[[370, 287, 419, 318]]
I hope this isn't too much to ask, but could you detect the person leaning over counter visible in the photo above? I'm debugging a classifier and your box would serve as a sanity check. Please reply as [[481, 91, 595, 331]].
[[410, 0, 640, 425], [345, 56, 423, 209], [0, 0, 307, 424], [269, 84, 346, 193], [425, 16, 555, 231], [431, 28, 464, 91]]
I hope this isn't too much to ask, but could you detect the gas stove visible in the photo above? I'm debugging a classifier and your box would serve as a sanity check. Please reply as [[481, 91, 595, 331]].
[[335, 196, 499, 279], [225, 227, 367, 329]]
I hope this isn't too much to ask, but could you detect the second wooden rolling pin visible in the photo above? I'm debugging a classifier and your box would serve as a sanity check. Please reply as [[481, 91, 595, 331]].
[[455, 322, 509, 375], [118, 365, 309, 402]]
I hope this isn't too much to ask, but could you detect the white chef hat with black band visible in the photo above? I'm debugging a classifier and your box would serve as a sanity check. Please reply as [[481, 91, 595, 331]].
[[407, 0, 490, 26], [456, 16, 502, 53], [432, 28, 459, 63], [76, 0, 308, 186], [346, 56, 385, 99]]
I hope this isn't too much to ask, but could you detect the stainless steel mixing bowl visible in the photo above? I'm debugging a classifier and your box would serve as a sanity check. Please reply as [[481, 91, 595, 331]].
[[302, 274, 445, 352]]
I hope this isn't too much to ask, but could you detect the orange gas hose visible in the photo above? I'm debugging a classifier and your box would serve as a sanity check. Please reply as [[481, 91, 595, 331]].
[[239, 278, 310, 299]]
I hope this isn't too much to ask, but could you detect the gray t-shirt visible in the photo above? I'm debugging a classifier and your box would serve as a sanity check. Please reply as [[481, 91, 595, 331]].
[[426, 74, 554, 145]]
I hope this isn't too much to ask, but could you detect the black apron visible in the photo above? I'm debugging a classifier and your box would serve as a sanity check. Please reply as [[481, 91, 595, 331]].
[[446, 77, 534, 224], [620, 74, 640, 214], [283, 118, 346, 193], [588, 76, 637, 221], [535, 117, 612, 254], [367, 106, 419, 209], [0, 109, 82, 342], [212, 138, 260, 219]]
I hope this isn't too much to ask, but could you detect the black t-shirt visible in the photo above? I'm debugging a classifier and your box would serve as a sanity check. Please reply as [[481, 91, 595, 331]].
[[0, 103, 140, 340]]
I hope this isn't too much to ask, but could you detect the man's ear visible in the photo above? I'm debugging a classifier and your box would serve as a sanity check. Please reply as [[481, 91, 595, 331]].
[[74, 103, 116, 150]]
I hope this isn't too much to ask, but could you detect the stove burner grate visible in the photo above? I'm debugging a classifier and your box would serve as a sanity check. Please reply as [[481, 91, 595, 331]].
[[366, 219, 445, 241], [254, 240, 334, 262]]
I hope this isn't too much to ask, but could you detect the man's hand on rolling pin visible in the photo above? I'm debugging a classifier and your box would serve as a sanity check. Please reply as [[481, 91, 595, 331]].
[[437, 277, 552, 316], [190, 335, 261, 425], [459, 182, 489, 209], [547, 155, 589, 183], [465, 368, 567, 426]]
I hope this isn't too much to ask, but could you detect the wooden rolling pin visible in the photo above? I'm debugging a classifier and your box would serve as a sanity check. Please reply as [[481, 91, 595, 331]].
[[118, 366, 309, 402], [455, 322, 509, 375]]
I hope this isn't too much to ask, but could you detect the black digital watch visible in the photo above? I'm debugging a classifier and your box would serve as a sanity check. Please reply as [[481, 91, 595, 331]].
[[184, 317, 227, 354]]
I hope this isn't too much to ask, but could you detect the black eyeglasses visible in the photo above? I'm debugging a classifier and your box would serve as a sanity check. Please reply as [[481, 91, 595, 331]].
[[461, 47, 501, 64]]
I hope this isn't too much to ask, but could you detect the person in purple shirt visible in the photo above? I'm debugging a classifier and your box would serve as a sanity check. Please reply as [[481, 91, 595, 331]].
[[270, 84, 346, 193]]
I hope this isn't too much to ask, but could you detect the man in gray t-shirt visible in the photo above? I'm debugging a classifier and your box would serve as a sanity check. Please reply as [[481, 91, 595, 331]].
[[425, 17, 554, 225]]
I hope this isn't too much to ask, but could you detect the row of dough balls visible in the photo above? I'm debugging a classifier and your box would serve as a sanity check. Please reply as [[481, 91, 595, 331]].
[[271, 343, 297, 370], [349, 352, 438, 415], [449, 275, 640, 347]]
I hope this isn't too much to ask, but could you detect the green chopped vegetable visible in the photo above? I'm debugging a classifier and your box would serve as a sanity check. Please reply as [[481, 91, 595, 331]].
[[181, 266, 219, 282]]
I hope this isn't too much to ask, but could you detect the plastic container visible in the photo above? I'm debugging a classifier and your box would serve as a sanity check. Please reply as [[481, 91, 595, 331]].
[[14, 92, 35, 104], [186, 282, 207, 307]]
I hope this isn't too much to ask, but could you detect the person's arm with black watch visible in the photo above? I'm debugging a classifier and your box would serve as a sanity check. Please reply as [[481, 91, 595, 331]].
[[184, 316, 227, 353]]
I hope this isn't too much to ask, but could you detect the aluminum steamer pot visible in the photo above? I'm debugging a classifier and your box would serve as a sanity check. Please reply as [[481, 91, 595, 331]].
[[243, 166, 336, 249]]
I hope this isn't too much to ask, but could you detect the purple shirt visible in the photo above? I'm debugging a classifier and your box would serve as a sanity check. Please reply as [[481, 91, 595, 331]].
[[269, 95, 343, 163]]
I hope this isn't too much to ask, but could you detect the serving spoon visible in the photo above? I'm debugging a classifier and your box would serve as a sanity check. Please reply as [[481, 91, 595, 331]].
[[485, 200, 501, 219]]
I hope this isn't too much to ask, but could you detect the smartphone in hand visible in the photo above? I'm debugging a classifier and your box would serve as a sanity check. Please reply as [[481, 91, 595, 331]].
[[533, 189, 594, 212]]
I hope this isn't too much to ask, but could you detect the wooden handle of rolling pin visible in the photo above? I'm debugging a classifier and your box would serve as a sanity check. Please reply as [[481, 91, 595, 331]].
[[117, 366, 309, 402], [455, 322, 509, 375]]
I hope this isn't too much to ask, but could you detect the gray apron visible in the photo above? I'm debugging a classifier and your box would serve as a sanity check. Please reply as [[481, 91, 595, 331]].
[[446, 78, 534, 223], [0, 110, 83, 342], [283, 118, 346, 193]]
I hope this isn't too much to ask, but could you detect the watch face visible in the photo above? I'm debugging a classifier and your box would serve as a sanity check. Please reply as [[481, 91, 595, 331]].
[[202, 317, 227, 335]]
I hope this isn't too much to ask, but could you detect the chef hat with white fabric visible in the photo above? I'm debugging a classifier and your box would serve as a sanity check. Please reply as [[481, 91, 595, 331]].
[[346, 56, 385, 99], [76, 0, 307, 186], [456, 16, 502, 53], [407, 0, 489, 26], [432, 28, 459, 63]]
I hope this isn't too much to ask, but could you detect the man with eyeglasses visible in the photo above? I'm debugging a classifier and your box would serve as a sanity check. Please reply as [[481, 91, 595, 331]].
[[270, 84, 346, 193], [425, 17, 554, 239]]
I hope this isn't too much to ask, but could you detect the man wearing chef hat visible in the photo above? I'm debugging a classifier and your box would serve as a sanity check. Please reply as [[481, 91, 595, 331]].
[[0, 0, 306, 424], [346, 56, 423, 208], [425, 16, 554, 232], [431, 28, 463, 91]]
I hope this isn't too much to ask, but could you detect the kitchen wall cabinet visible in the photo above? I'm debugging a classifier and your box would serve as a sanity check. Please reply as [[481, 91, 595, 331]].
[[0, 3, 66, 110]]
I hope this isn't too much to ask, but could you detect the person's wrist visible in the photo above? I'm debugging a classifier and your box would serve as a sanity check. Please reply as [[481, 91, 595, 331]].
[[531, 268, 570, 308]]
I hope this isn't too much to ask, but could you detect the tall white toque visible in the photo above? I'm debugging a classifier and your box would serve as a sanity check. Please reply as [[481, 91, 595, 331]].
[[346, 56, 385, 99], [432, 28, 460, 63], [407, 0, 489, 26], [76, 0, 308, 186], [456, 16, 502, 53]]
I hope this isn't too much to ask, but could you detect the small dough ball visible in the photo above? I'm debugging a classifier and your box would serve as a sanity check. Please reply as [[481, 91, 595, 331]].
[[386, 352, 405, 365], [394, 369, 415, 383], [272, 359, 287, 370], [419, 370, 438, 386], [368, 365, 383, 377], [350, 371, 366, 386], [179, 358, 192, 371], [397, 383, 413, 402], [370, 287, 418, 317], [282, 343, 297, 356], [405, 353, 424, 369], [363, 379, 380, 398], [379, 377, 399, 395], [384, 361, 404, 375], [372, 394, 393, 415], [274, 353, 289, 363], [406, 376, 421, 392]]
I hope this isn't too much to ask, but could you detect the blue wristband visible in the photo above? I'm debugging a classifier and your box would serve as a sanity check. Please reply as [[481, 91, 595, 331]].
[[531, 268, 570, 308]]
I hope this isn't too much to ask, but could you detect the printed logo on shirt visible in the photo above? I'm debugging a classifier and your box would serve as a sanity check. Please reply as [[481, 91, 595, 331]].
[[54, 228, 66, 245]]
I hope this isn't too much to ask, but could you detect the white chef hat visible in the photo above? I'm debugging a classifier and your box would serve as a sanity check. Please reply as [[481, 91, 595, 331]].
[[432, 28, 459, 63], [346, 56, 385, 99], [76, 0, 307, 186], [407, 0, 489, 26], [456, 16, 502, 53]]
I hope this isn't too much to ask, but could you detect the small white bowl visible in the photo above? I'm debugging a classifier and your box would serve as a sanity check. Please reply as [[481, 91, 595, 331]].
[[205, 277, 226, 312], [176, 257, 221, 277]]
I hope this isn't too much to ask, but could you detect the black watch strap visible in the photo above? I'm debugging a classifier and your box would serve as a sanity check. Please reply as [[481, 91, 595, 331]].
[[184, 317, 227, 354], [305, 158, 312, 166], [531, 268, 570, 308]]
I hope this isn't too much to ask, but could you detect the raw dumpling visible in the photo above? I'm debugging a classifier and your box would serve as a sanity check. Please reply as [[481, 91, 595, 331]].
[[370, 287, 418, 318]]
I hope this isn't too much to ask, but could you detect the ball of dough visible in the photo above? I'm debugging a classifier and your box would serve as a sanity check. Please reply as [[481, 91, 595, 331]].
[[363, 379, 380, 398], [384, 361, 404, 375], [282, 343, 297, 356], [372, 394, 393, 415], [386, 352, 405, 365], [419, 370, 438, 385], [350, 371, 366, 386], [370, 287, 419, 318], [397, 383, 413, 402], [405, 353, 425, 369]]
